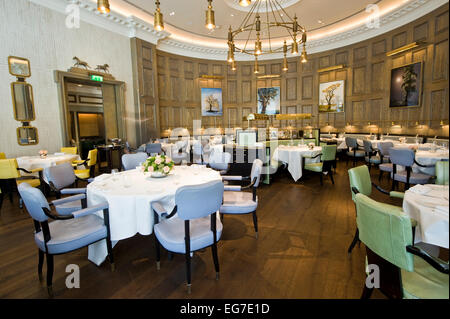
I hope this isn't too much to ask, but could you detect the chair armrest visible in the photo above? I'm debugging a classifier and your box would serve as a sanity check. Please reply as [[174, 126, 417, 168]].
[[72, 160, 88, 167], [222, 176, 248, 181], [414, 159, 436, 168], [43, 207, 74, 220], [17, 167, 43, 174], [72, 202, 109, 219], [51, 194, 86, 206], [303, 153, 322, 159], [151, 202, 177, 219], [372, 182, 390, 195], [224, 185, 241, 191], [406, 245, 449, 274], [390, 191, 405, 199], [60, 188, 87, 195]]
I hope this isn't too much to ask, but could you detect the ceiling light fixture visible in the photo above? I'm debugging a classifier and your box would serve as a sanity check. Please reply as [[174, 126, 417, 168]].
[[97, 0, 110, 13], [239, 0, 252, 7], [227, 0, 308, 71], [205, 0, 216, 30], [154, 1, 164, 31]]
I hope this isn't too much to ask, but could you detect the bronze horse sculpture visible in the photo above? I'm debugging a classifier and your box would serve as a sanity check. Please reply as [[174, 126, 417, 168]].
[[95, 64, 110, 73], [73, 57, 91, 69]]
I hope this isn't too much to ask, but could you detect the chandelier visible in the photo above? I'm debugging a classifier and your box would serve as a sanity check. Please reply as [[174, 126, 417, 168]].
[[227, 0, 308, 72]]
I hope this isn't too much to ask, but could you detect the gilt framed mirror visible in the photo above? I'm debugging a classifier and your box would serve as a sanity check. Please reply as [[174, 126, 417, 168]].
[[17, 126, 39, 146], [11, 82, 35, 122], [8, 56, 31, 78]]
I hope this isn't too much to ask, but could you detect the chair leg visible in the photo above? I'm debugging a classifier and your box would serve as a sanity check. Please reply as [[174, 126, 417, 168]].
[[329, 170, 335, 185], [38, 249, 45, 282], [46, 253, 54, 298], [185, 252, 192, 294], [154, 235, 161, 270], [252, 211, 258, 239], [348, 228, 359, 254], [106, 238, 115, 272], [361, 285, 374, 299], [378, 171, 383, 182], [320, 173, 323, 186], [0, 193, 3, 212], [211, 243, 220, 280]]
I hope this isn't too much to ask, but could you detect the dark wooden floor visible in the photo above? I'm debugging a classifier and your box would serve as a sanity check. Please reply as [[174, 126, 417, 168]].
[[0, 160, 397, 299]]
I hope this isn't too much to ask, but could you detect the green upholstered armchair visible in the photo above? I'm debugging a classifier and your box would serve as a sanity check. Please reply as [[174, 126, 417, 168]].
[[435, 160, 449, 186], [354, 191, 449, 299], [304, 145, 337, 185], [347, 165, 408, 254]]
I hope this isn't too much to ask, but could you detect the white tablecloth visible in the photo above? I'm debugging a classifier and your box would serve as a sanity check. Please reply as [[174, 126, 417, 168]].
[[412, 149, 448, 175], [272, 145, 322, 181], [16, 154, 81, 182], [86, 166, 222, 266], [403, 184, 449, 248]]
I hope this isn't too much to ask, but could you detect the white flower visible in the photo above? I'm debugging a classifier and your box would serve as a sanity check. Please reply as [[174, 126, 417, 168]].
[[165, 157, 172, 164], [149, 166, 154, 172], [155, 158, 162, 165], [163, 166, 170, 174]]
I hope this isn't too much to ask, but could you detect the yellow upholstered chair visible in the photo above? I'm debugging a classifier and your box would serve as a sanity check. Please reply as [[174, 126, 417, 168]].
[[0, 158, 43, 209], [72, 149, 98, 180], [61, 147, 78, 155]]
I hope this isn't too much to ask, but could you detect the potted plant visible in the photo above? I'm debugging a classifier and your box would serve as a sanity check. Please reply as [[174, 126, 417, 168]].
[[143, 154, 174, 178]]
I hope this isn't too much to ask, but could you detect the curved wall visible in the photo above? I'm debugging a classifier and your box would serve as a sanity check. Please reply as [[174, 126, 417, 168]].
[[141, 3, 448, 139]]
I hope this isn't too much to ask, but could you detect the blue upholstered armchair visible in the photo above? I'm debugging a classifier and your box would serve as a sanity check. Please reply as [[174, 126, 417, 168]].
[[151, 180, 224, 294], [219, 159, 263, 239], [44, 162, 90, 216], [121, 152, 148, 171], [18, 183, 114, 297]]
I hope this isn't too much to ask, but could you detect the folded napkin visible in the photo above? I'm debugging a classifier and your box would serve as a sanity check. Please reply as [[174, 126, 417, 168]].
[[409, 184, 431, 195]]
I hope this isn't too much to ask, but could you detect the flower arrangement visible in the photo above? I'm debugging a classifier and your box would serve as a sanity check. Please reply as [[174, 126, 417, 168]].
[[143, 154, 174, 177], [399, 137, 406, 144], [39, 150, 48, 158], [308, 142, 315, 150]]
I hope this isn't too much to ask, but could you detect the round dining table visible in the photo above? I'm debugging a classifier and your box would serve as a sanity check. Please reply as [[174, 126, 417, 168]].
[[402, 184, 449, 249], [86, 165, 222, 266], [16, 153, 81, 182], [272, 145, 322, 181]]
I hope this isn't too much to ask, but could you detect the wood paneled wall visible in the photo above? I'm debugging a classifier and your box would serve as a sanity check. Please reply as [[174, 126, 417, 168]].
[[133, 4, 449, 139]]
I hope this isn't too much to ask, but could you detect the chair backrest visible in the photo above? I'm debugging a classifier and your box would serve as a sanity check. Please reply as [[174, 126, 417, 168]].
[[175, 180, 224, 220], [348, 165, 372, 201], [209, 151, 232, 171], [345, 137, 357, 149], [61, 147, 77, 155], [389, 148, 415, 167], [87, 149, 98, 167], [146, 143, 162, 155], [377, 141, 394, 156], [436, 160, 449, 185], [251, 159, 264, 188], [0, 152, 6, 159], [44, 162, 76, 191], [175, 140, 188, 152], [363, 140, 373, 153], [0, 159, 21, 179], [321, 145, 337, 162], [354, 193, 414, 272], [122, 152, 148, 171], [18, 183, 50, 222]]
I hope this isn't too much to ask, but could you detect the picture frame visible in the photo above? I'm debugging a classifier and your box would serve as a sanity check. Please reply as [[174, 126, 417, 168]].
[[201, 88, 223, 116], [319, 80, 345, 113], [8, 56, 31, 78], [389, 61, 423, 108], [257, 87, 280, 115]]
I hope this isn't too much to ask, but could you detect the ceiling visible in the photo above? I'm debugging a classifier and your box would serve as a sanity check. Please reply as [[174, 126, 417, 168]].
[[78, 0, 446, 60], [122, 0, 379, 40]]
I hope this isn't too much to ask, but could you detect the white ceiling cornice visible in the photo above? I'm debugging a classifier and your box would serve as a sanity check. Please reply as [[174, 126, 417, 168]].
[[29, 0, 448, 61]]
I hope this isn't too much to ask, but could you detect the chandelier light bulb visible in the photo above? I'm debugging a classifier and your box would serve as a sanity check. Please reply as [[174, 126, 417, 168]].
[[205, 0, 216, 30], [154, 1, 164, 31], [97, 0, 110, 13], [239, 0, 251, 7], [291, 41, 299, 55]]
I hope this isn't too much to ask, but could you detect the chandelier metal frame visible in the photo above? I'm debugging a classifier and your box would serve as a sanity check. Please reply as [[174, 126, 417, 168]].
[[227, 0, 308, 71]]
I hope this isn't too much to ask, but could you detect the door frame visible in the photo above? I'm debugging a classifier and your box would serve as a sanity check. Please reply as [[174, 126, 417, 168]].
[[54, 70, 127, 147]]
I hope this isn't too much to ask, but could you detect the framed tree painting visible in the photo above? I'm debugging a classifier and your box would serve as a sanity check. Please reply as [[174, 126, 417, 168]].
[[389, 62, 423, 107], [201, 88, 223, 116], [257, 87, 280, 115], [319, 80, 345, 113]]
